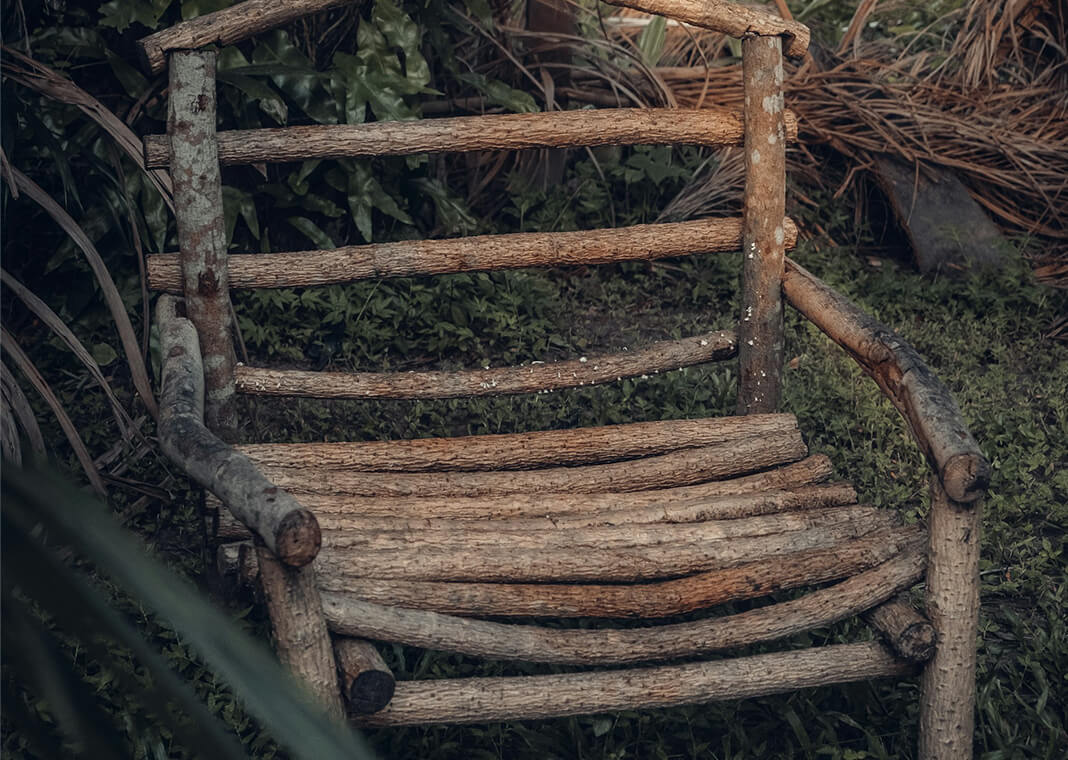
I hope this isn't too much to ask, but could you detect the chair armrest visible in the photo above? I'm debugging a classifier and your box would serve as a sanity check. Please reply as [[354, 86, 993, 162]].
[[782, 259, 990, 503], [156, 295, 321, 566], [602, 0, 810, 58]]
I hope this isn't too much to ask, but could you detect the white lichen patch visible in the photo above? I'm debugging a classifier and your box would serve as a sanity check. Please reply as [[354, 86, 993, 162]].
[[762, 94, 783, 114], [768, 132, 778, 145], [751, 149, 761, 164], [775, 226, 785, 246]]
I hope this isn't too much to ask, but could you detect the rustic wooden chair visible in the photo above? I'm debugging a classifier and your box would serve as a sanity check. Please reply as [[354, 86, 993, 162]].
[[140, 0, 988, 756]]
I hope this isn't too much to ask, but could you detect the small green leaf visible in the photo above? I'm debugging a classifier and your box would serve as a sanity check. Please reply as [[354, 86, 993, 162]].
[[286, 216, 336, 249], [90, 343, 119, 366]]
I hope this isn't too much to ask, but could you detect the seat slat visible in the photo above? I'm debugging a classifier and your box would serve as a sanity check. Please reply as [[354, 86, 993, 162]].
[[238, 413, 793, 471], [146, 216, 798, 291], [142, 108, 799, 168], [250, 430, 807, 498], [235, 330, 736, 400], [322, 550, 924, 664], [317, 528, 921, 618], [356, 642, 908, 725], [313, 509, 897, 582]]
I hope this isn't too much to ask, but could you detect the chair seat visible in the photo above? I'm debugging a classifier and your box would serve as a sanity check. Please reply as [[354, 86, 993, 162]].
[[215, 414, 925, 671]]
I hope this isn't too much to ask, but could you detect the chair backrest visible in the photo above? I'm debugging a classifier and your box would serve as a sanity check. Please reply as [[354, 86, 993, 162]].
[[141, 0, 810, 439]]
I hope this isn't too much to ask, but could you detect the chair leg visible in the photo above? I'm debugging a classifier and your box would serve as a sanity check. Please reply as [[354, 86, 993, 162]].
[[257, 543, 345, 719], [919, 480, 982, 759]]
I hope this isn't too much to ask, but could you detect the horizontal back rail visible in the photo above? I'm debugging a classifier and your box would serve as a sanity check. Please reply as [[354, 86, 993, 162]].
[[234, 330, 736, 400], [147, 217, 797, 291], [143, 108, 798, 168], [137, 0, 809, 75]]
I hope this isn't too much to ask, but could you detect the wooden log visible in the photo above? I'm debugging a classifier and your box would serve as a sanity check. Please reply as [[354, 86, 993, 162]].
[[736, 35, 787, 415], [312, 510, 898, 582], [333, 638, 395, 715], [213, 480, 854, 540], [167, 51, 237, 438], [235, 330, 737, 400], [251, 430, 808, 497], [919, 480, 982, 759], [864, 596, 935, 663], [209, 454, 838, 524], [238, 414, 797, 472], [256, 544, 344, 719], [321, 549, 924, 665], [324, 505, 880, 553], [156, 295, 320, 566], [137, 0, 357, 75], [146, 217, 798, 292], [782, 258, 990, 503], [601, 0, 810, 58], [142, 109, 800, 168], [359, 641, 909, 726], [216, 541, 261, 596], [316, 482, 857, 534], [318, 527, 924, 618]]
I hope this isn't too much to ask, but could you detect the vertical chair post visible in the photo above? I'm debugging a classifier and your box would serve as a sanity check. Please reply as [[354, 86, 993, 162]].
[[168, 50, 238, 440], [737, 35, 787, 415], [919, 480, 982, 759]]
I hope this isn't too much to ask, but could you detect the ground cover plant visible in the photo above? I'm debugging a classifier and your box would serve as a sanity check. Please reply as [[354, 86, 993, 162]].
[[2, 0, 1066, 757]]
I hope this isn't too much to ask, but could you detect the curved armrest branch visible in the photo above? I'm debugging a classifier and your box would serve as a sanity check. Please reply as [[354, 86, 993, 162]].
[[602, 0, 810, 58], [156, 295, 321, 565], [782, 259, 990, 503]]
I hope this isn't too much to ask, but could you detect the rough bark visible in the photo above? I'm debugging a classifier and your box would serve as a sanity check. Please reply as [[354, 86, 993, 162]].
[[601, 0, 810, 58], [919, 481, 982, 759], [312, 510, 898, 582], [237, 413, 796, 472], [147, 217, 797, 291], [321, 549, 923, 665], [167, 51, 237, 438], [256, 544, 344, 719], [782, 258, 990, 502], [358, 642, 909, 725], [323, 505, 880, 553], [235, 330, 736, 400], [142, 108, 799, 167], [736, 35, 786, 415], [250, 430, 808, 497], [138, 0, 357, 74], [318, 527, 923, 618], [309, 483, 857, 534], [333, 638, 395, 715], [156, 295, 320, 566], [208, 454, 836, 526], [865, 596, 936, 663], [372, 642, 908, 725]]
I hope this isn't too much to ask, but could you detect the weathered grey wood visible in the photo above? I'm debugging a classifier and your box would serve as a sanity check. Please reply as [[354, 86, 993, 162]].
[[238, 414, 796, 472], [235, 330, 736, 400], [316, 527, 923, 618], [167, 51, 237, 438], [156, 295, 320, 566], [782, 258, 990, 502], [251, 430, 808, 498], [919, 481, 982, 759], [0, 389, 20, 465], [865, 596, 935, 663], [142, 109, 799, 167], [209, 454, 837, 525], [138, 0, 357, 74], [333, 638, 395, 715], [146, 217, 798, 291], [312, 510, 898, 582], [322, 549, 923, 665], [0, 360, 46, 460], [737, 35, 787, 415], [601, 0, 810, 58], [360, 642, 910, 726], [256, 544, 344, 719]]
